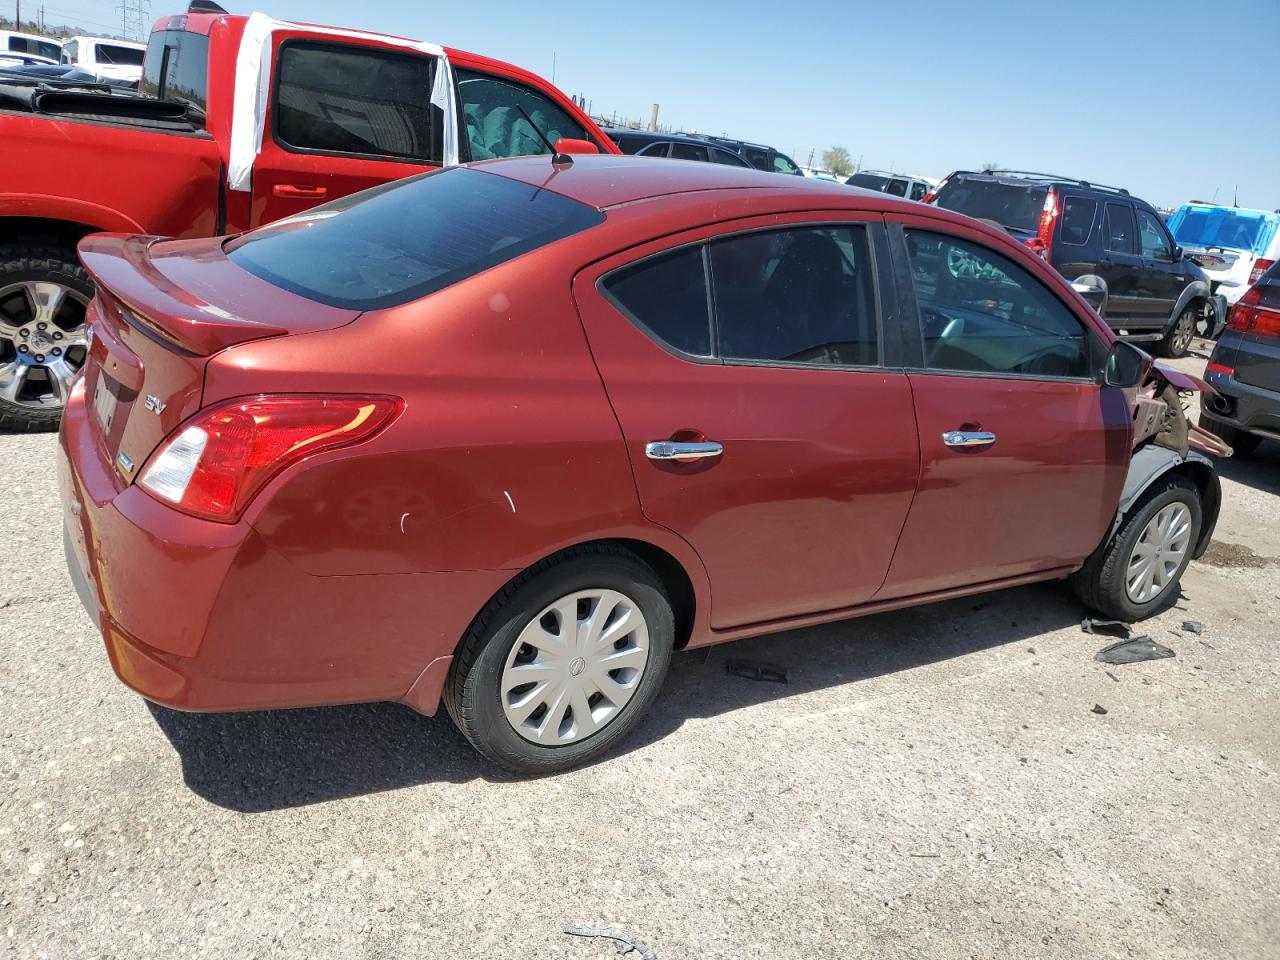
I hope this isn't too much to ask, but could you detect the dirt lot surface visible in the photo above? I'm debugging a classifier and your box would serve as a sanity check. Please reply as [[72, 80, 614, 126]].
[[2, 342, 1277, 959]]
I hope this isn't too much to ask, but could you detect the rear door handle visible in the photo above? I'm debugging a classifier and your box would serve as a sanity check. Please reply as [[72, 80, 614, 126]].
[[942, 430, 996, 448], [645, 440, 723, 461], [272, 184, 328, 199]]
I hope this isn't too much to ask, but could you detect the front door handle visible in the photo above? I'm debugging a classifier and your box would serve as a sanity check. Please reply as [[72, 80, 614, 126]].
[[645, 440, 723, 461], [942, 430, 996, 448], [272, 184, 328, 199]]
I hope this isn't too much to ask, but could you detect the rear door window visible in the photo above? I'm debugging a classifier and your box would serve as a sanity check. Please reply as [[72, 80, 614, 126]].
[[1060, 197, 1097, 245], [745, 148, 769, 170], [885, 179, 910, 197], [711, 148, 750, 167], [636, 142, 670, 157], [910, 182, 928, 201], [227, 167, 604, 310], [456, 68, 592, 160], [274, 41, 439, 163], [670, 142, 710, 162], [1103, 202, 1137, 255]]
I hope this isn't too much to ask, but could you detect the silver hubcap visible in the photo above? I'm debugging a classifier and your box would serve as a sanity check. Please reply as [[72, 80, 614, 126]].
[[1126, 502, 1193, 603], [500, 589, 650, 746], [1173, 311, 1194, 353], [0, 280, 90, 410]]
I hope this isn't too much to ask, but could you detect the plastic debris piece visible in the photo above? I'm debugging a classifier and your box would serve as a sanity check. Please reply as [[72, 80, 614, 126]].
[[1095, 636, 1176, 665], [1182, 620, 1203, 635], [726, 658, 787, 683], [564, 926, 657, 960], [1091, 704, 1108, 715], [1082, 617, 1131, 637]]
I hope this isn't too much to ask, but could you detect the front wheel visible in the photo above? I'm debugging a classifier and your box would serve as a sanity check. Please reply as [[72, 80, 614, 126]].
[[444, 547, 674, 774], [1155, 306, 1197, 359], [1073, 474, 1202, 621]]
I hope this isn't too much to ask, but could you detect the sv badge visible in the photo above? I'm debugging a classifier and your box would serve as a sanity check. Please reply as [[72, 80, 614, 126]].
[[143, 394, 167, 415]]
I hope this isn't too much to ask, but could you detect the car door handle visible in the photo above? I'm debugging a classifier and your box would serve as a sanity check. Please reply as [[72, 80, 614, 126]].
[[272, 184, 328, 199], [645, 440, 723, 460], [942, 430, 996, 448]]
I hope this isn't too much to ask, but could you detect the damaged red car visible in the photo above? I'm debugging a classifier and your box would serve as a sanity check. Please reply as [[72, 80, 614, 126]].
[[59, 156, 1222, 773]]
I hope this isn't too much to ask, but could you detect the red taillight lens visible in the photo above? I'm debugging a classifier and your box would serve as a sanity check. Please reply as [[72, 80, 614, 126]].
[[1249, 258, 1275, 285], [1206, 361, 1234, 377], [1225, 285, 1280, 337], [1032, 188, 1059, 260], [139, 395, 403, 522]]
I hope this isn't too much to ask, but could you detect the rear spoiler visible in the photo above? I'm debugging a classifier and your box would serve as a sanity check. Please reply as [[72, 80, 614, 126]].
[[78, 234, 291, 356]]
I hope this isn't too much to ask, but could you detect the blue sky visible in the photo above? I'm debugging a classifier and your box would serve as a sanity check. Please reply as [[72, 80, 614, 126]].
[[36, 0, 1280, 210]]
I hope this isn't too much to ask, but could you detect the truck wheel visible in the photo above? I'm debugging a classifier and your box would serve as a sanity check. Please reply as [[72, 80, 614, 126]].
[[1199, 414, 1261, 457], [444, 546, 674, 774], [1072, 474, 1202, 621], [1155, 306, 1196, 359], [0, 245, 93, 432]]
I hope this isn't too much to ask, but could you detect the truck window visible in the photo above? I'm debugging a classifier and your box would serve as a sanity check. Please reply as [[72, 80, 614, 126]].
[[273, 41, 440, 164], [142, 30, 210, 120], [97, 43, 144, 67], [455, 68, 593, 161]]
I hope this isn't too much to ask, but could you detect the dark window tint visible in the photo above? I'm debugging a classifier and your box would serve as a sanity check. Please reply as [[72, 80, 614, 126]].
[[1137, 209, 1173, 261], [910, 182, 928, 201], [745, 148, 769, 170], [96, 43, 144, 67], [457, 68, 590, 161], [934, 179, 1047, 233], [7, 35, 60, 59], [885, 179, 909, 197], [602, 248, 711, 357], [227, 168, 604, 310], [711, 226, 878, 366], [636, 142, 670, 157], [711, 148, 750, 167], [1103, 203, 1137, 255], [905, 230, 1091, 379], [670, 141, 710, 162], [141, 30, 210, 120], [772, 153, 801, 175], [611, 134, 645, 155], [275, 42, 437, 162], [1060, 197, 1097, 245]]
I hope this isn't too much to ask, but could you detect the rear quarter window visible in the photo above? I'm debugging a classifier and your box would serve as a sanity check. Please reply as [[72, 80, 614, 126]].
[[1060, 197, 1097, 245], [226, 168, 604, 310]]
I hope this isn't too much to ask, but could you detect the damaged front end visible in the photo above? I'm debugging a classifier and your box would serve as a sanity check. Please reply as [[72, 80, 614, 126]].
[[1130, 361, 1232, 458]]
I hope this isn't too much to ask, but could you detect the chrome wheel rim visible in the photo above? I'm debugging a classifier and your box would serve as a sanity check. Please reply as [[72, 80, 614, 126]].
[[1126, 502, 1193, 603], [1173, 310, 1195, 354], [0, 280, 90, 410], [500, 589, 650, 746]]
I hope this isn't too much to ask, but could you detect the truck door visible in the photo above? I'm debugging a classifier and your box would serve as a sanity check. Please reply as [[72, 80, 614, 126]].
[[249, 36, 444, 227]]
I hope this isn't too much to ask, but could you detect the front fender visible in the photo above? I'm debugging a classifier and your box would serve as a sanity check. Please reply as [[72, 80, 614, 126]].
[[1113, 444, 1220, 559]]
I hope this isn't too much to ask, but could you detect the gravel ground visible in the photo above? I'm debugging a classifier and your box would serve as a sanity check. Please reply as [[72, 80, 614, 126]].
[[2, 341, 1277, 959]]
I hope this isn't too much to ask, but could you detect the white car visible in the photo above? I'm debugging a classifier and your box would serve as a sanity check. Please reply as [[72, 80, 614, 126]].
[[1167, 201, 1280, 305], [845, 169, 937, 202], [60, 36, 145, 84], [0, 29, 61, 64]]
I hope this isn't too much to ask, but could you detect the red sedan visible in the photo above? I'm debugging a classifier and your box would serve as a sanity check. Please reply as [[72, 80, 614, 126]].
[[58, 156, 1219, 773]]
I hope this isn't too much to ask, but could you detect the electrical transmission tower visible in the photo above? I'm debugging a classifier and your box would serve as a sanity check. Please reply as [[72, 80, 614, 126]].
[[115, 0, 149, 41]]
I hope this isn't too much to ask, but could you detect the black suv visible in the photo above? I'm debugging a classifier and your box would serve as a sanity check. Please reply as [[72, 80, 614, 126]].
[[691, 135, 804, 176], [602, 128, 753, 167], [930, 170, 1226, 357]]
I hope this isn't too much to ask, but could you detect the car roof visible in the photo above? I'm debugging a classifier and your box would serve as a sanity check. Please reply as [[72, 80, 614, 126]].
[[602, 128, 723, 148], [474, 154, 862, 210]]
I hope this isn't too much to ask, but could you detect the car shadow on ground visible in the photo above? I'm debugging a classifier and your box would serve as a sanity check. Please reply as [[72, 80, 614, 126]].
[[1213, 439, 1280, 496], [150, 580, 1091, 813]]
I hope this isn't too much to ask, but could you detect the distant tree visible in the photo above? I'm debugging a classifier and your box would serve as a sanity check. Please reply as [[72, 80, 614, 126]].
[[822, 146, 853, 179], [981, 161, 1002, 173]]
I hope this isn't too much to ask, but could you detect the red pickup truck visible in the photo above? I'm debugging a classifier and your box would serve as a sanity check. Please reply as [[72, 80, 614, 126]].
[[0, 3, 617, 430]]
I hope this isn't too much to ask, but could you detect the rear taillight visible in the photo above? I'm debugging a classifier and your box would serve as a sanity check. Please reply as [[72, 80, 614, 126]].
[[1028, 187, 1059, 260], [1249, 258, 1275, 285], [139, 395, 403, 522], [1225, 285, 1280, 338], [1206, 361, 1235, 378]]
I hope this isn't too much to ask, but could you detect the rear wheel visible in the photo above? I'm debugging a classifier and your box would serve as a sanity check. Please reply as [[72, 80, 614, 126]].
[[1199, 414, 1262, 457], [1155, 305, 1196, 359], [1073, 474, 1202, 621], [444, 547, 674, 774], [0, 245, 93, 432]]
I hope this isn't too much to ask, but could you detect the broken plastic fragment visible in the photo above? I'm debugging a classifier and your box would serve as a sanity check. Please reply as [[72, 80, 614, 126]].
[[563, 926, 657, 960], [725, 658, 788, 683], [1181, 621, 1204, 635], [1091, 704, 1109, 715], [1082, 616, 1131, 637], [1095, 636, 1176, 665]]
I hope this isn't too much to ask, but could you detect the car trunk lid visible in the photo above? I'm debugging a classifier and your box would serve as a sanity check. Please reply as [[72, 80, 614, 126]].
[[77, 234, 361, 488]]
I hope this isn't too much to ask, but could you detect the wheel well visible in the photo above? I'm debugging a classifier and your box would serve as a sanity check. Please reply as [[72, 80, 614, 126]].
[[606, 538, 697, 649], [0, 218, 99, 254], [1166, 459, 1221, 558]]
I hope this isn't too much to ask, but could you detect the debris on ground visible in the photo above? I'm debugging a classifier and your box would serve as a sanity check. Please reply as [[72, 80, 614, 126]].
[[1105, 671, 1120, 683], [1182, 621, 1204, 635], [726, 658, 788, 683], [1095, 636, 1177, 665], [1082, 617, 1131, 637], [1091, 704, 1109, 715], [564, 926, 658, 959]]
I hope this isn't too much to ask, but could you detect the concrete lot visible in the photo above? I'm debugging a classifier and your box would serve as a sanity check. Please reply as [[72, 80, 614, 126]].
[[2, 343, 1277, 959]]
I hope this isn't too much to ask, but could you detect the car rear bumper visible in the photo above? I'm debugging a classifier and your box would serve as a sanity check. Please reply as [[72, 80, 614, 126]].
[[58, 381, 501, 716], [1202, 359, 1280, 441]]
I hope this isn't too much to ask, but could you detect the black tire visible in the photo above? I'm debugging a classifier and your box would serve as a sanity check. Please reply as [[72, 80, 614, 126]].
[[1199, 414, 1262, 457], [1072, 474, 1202, 621], [444, 546, 674, 774], [1155, 305, 1196, 359], [0, 243, 94, 432]]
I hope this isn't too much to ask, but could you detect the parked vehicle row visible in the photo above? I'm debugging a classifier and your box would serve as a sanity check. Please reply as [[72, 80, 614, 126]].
[[846, 169, 935, 202], [1168, 201, 1280, 306], [0, 29, 144, 82]]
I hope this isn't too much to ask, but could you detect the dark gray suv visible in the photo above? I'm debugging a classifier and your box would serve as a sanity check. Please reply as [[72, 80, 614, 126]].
[[1200, 259, 1280, 456]]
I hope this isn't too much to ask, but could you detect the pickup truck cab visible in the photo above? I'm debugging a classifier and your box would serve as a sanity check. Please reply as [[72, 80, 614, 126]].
[[0, 4, 616, 431]]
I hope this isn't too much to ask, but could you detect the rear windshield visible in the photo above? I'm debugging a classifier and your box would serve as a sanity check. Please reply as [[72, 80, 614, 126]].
[[933, 178, 1047, 233], [846, 173, 891, 191], [97, 43, 145, 67], [226, 167, 605, 310], [1168, 206, 1279, 255]]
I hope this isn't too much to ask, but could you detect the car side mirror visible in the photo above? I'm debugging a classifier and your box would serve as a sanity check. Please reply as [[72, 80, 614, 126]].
[[1173, 245, 1184, 260], [553, 137, 599, 155], [1070, 277, 1107, 314], [1105, 340, 1153, 388]]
